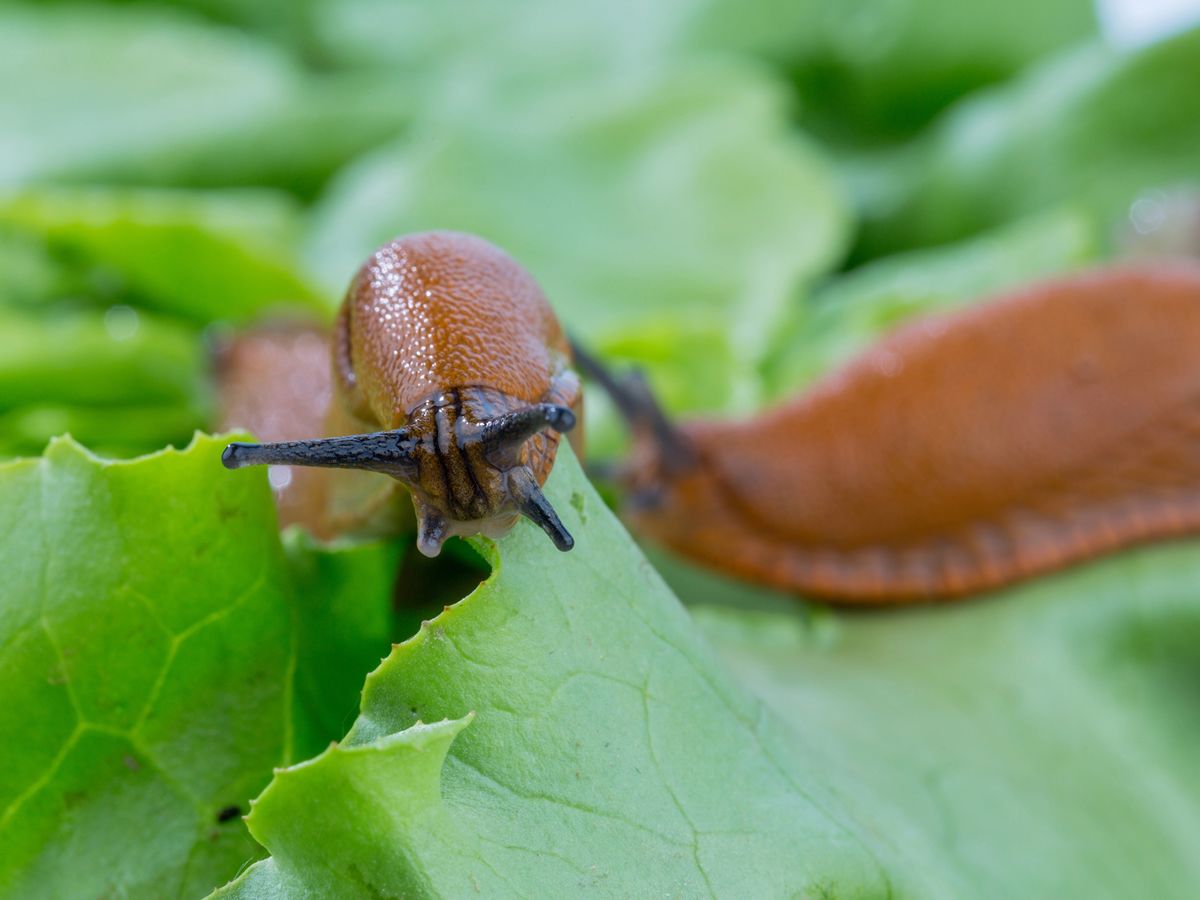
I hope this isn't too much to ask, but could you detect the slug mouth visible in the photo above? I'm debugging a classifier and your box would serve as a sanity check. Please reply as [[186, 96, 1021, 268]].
[[222, 397, 577, 556]]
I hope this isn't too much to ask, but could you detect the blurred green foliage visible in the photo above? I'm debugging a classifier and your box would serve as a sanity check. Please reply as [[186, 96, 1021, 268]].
[[2, 7, 298, 185], [0, 187, 325, 321], [862, 24, 1200, 254], [3, 0, 1200, 896], [785, 0, 1097, 139]]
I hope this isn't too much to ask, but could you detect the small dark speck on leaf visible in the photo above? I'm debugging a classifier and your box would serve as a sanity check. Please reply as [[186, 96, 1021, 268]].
[[216, 805, 242, 823], [64, 790, 87, 809], [122, 755, 140, 771], [570, 490, 587, 522]]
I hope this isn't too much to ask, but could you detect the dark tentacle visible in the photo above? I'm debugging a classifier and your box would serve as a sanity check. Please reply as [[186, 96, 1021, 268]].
[[568, 338, 695, 472], [476, 403, 575, 462], [568, 339, 644, 422], [222, 430, 417, 480], [509, 467, 574, 551]]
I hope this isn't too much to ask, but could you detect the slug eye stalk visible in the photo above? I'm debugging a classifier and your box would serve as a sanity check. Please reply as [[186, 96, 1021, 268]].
[[475, 404, 575, 460], [222, 430, 418, 481], [568, 339, 693, 473]]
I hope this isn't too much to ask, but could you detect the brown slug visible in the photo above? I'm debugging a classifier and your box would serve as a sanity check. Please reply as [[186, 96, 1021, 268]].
[[581, 264, 1200, 604], [221, 231, 581, 557]]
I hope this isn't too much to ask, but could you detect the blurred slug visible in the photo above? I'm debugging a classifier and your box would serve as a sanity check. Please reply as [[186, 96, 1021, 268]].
[[580, 264, 1200, 604], [221, 231, 581, 557]]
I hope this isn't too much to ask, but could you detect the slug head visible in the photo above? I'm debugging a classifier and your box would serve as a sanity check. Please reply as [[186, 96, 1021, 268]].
[[223, 395, 577, 556]]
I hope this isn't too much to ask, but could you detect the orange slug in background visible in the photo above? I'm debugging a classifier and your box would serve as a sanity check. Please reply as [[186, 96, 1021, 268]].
[[219, 231, 582, 556], [580, 264, 1200, 605]]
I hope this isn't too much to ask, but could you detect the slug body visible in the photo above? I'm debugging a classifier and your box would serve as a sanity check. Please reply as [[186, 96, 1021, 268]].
[[213, 323, 337, 537], [223, 232, 581, 556], [603, 265, 1200, 603]]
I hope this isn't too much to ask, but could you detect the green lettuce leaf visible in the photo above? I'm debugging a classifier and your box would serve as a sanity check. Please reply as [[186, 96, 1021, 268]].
[[0, 6, 294, 186], [213, 442, 1200, 898], [0, 304, 208, 459], [310, 61, 849, 419], [869, 25, 1200, 252], [0, 435, 397, 897], [313, 0, 815, 81], [0, 5, 409, 197], [314, 0, 1093, 128], [102, 73, 413, 201], [0, 228, 69, 308], [786, 0, 1096, 138], [690, 540, 1200, 898], [0, 403, 204, 460], [211, 445, 892, 897], [0, 187, 325, 322], [284, 529, 402, 760], [0, 308, 204, 411], [46, 0, 323, 61]]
